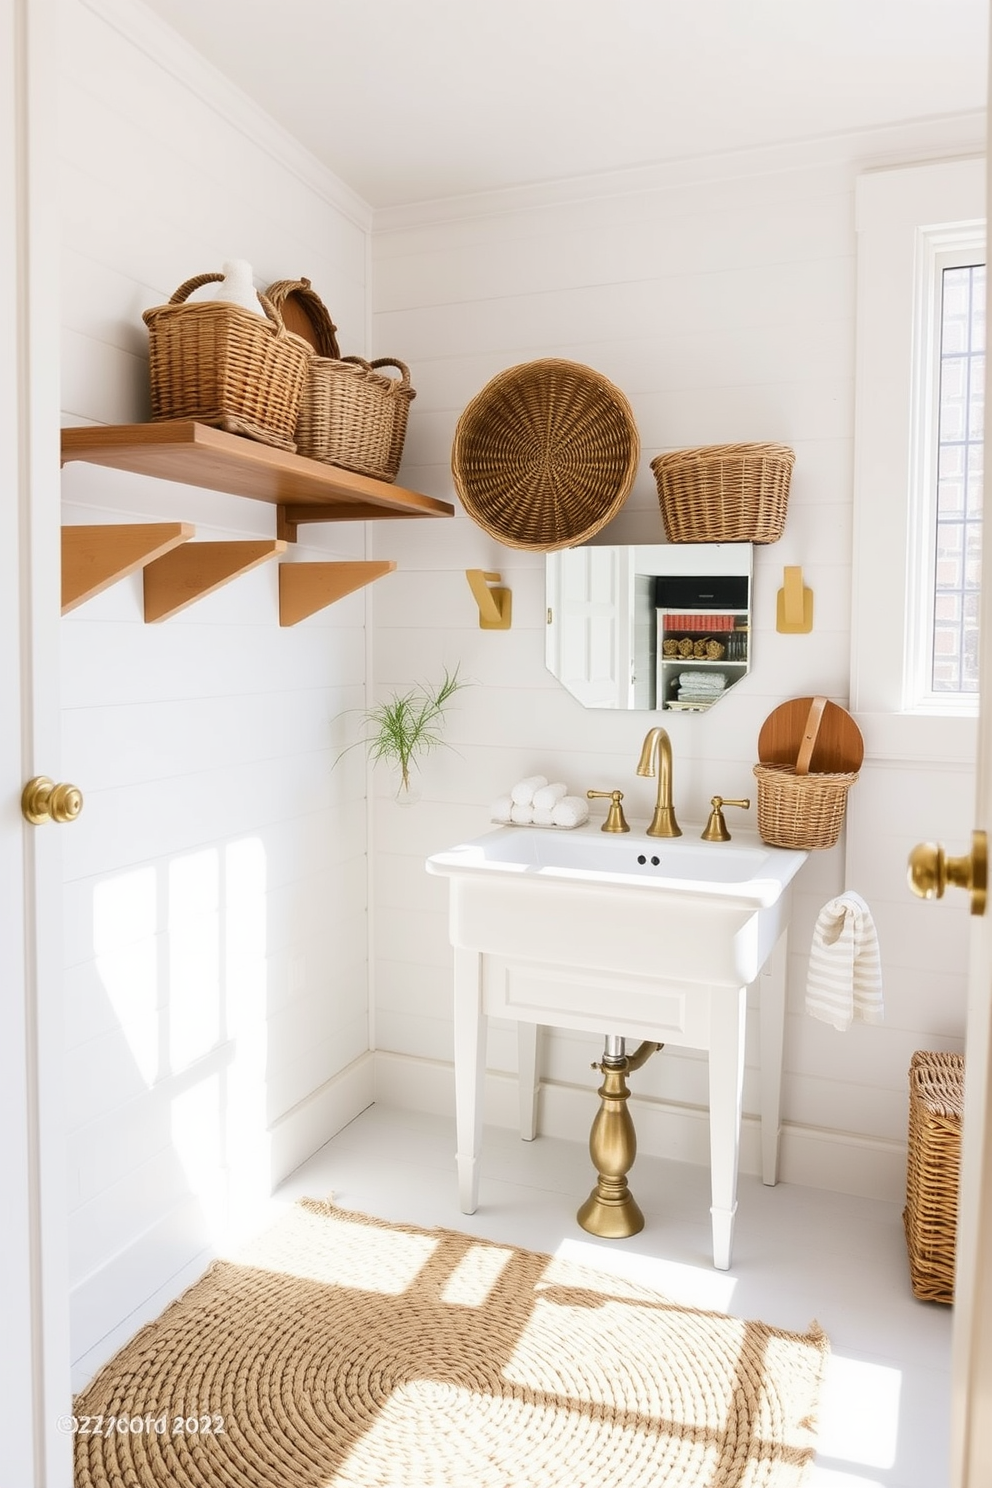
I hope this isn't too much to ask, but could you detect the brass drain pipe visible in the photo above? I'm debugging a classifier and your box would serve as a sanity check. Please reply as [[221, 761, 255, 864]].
[[577, 1037, 662, 1239]]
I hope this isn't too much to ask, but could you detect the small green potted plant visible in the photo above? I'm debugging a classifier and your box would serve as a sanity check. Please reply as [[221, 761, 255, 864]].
[[345, 665, 468, 804]]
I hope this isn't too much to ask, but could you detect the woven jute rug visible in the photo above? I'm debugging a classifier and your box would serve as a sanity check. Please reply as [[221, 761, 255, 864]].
[[73, 1200, 828, 1487]]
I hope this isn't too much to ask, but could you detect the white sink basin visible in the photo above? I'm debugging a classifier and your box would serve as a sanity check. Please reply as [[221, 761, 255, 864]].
[[427, 824, 807, 987], [428, 825, 803, 903]]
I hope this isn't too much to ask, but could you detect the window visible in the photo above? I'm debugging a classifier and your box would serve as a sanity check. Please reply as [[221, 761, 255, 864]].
[[932, 260, 985, 695], [852, 157, 985, 741]]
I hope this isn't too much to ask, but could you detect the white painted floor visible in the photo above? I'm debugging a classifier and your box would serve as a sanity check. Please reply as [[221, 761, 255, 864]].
[[275, 1102, 954, 1488]]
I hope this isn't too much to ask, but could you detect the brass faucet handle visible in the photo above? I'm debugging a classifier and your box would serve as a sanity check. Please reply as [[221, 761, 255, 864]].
[[587, 789, 630, 834], [701, 795, 751, 842]]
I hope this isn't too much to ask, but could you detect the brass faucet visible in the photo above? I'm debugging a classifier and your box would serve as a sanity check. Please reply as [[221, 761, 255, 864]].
[[636, 727, 682, 838]]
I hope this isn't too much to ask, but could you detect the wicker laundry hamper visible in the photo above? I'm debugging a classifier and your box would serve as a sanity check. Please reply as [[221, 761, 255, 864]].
[[143, 272, 313, 452], [903, 1050, 964, 1304], [651, 442, 795, 543], [265, 278, 415, 482], [451, 359, 640, 551]]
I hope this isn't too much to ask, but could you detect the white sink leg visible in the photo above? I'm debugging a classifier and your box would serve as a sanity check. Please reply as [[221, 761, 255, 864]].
[[759, 929, 788, 1186], [707, 984, 747, 1270], [453, 948, 486, 1213], [518, 1022, 540, 1140]]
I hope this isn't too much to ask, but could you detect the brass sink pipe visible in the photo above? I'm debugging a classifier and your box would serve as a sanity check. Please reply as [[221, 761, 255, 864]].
[[577, 1037, 663, 1239], [637, 726, 681, 838]]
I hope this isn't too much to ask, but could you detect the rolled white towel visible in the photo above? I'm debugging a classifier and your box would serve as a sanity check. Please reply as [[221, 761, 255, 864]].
[[533, 781, 568, 810], [511, 775, 549, 806], [510, 802, 535, 825], [532, 806, 556, 826], [551, 795, 589, 828], [490, 794, 513, 824]]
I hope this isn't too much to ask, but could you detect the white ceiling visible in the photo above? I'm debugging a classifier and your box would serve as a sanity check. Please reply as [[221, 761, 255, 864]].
[[143, 0, 988, 208]]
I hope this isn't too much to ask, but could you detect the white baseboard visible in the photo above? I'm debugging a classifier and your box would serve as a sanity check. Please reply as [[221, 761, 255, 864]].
[[269, 1052, 376, 1183], [373, 1050, 907, 1204]]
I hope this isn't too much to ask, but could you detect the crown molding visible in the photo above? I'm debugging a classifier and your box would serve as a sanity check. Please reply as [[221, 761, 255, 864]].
[[79, 0, 373, 231], [373, 109, 986, 233]]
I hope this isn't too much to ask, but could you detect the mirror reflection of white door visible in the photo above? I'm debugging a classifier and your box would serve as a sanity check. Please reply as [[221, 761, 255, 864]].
[[1, 2, 72, 1482], [549, 546, 632, 708]]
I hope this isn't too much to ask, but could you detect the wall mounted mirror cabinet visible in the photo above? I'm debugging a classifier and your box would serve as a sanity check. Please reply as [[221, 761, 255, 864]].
[[546, 543, 752, 712]]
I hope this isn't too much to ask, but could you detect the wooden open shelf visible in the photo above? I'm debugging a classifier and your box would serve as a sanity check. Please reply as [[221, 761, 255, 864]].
[[60, 421, 455, 528]]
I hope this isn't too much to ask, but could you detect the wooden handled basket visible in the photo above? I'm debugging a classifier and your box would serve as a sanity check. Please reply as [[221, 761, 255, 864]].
[[143, 272, 313, 452], [266, 278, 416, 482], [753, 695, 863, 850]]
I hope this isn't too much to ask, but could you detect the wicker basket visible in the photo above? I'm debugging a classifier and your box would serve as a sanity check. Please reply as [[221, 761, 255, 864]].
[[451, 359, 640, 551], [752, 763, 858, 850], [143, 272, 313, 452], [651, 442, 795, 543], [266, 279, 415, 482], [903, 1050, 964, 1304]]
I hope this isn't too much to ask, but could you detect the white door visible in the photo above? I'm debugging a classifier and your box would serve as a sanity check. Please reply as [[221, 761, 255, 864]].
[[1, 2, 73, 1483], [945, 81, 992, 1487]]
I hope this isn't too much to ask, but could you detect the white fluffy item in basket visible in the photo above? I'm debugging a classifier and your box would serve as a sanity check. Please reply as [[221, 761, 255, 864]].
[[186, 259, 265, 317]]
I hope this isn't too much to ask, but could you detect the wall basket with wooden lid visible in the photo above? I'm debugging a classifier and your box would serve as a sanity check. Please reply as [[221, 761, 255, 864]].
[[651, 441, 795, 543], [451, 359, 640, 551], [265, 277, 416, 483], [753, 695, 863, 850]]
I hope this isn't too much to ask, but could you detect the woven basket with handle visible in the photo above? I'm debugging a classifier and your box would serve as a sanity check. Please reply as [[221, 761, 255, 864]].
[[651, 441, 795, 543], [142, 272, 313, 452], [451, 359, 639, 551], [266, 278, 415, 483], [753, 695, 861, 850]]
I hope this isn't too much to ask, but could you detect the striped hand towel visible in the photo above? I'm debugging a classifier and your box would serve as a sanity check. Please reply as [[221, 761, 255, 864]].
[[805, 891, 883, 1031]]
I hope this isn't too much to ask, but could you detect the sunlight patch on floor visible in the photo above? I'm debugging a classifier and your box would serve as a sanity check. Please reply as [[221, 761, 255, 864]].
[[814, 1353, 901, 1469], [440, 1243, 514, 1307], [553, 1235, 738, 1311]]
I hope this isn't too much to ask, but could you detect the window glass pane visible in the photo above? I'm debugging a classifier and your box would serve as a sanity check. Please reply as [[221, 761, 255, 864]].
[[932, 263, 985, 694]]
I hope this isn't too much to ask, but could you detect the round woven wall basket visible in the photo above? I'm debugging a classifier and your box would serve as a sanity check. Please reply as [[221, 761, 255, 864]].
[[451, 360, 640, 551]]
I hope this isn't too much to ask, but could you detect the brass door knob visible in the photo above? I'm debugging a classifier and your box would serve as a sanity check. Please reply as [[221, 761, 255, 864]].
[[21, 776, 84, 825], [907, 830, 987, 916]]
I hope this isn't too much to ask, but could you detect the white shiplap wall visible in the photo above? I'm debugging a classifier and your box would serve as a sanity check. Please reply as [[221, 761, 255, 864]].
[[368, 119, 984, 1202], [60, 0, 375, 1385]]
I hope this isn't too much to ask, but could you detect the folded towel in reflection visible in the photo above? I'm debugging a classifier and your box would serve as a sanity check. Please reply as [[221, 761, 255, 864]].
[[490, 794, 514, 824], [551, 795, 589, 828], [806, 891, 884, 1031], [510, 802, 535, 825], [533, 781, 568, 810], [678, 671, 727, 692], [511, 775, 549, 806]]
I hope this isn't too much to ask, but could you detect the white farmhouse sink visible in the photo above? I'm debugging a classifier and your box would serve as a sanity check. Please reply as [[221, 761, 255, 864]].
[[427, 822, 809, 1269], [427, 824, 807, 990]]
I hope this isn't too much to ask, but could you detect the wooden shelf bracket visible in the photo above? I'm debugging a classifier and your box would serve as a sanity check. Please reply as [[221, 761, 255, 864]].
[[61, 522, 194, 614], [144, 540, 287, 622], [278, 561, 397, 625]]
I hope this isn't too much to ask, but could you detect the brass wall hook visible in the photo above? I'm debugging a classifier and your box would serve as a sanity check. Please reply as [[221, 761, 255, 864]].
[[776, 565, 813, 633], [465, 569, 512, 629]]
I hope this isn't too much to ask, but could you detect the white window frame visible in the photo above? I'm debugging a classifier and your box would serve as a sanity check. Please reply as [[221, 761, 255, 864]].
[[907, 239, 985, 711], [852, 158, 984, 760]]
